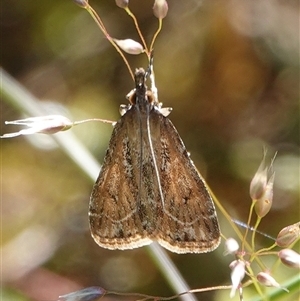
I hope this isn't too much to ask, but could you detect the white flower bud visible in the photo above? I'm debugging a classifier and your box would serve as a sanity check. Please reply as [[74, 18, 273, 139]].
[[113, 38, 144, 55], [224, 238, 239, 255], [153, 0, 168, 19], [1, 115, 73, 138], [230, 260, 245, 298]]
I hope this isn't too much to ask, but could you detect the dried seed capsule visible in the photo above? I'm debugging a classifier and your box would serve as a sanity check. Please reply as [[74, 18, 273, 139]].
[[276, 222, 300, 247], [257, 272, 288, 292]]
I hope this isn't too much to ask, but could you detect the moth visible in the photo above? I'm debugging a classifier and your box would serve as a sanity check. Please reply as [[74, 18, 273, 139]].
[[89, 68, 220, 253]]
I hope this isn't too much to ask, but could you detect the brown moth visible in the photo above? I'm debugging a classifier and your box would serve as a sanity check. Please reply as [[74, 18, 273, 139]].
[[89, 68, 220, 253]]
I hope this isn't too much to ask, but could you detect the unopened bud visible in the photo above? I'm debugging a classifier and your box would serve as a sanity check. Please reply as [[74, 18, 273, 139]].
[[115, 0, 129, 8], [1, 115, 73, 138], [153, 0, 168, 19], [257, 272, 288, 292], [224, 238, 239, 255], [254, 172, 275, 218], [276, 222, 300, 247], [113, 38, 144, 55], [229, 260, 246, 298], [58, 286, 106, 301], [278, 249, 300, 269]]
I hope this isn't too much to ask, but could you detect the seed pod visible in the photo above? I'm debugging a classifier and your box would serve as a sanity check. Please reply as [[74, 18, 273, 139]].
[[276, 222, 300, 247], [257, 272, 284, 290]]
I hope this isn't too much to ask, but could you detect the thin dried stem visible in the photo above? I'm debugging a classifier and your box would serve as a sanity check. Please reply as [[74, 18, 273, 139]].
[[242, 201, 255, 252], [73, 118, 116, 126], [150, 18, 163, 53], [124, 7, 149, 55], [105, 284, 233, 301], [251, 217, 262, 250]]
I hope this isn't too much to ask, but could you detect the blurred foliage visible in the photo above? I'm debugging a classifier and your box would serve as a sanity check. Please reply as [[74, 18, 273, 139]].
[[1, 0, 299, 300]]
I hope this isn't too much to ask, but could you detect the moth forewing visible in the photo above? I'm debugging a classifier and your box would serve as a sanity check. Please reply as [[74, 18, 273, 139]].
[[152, 111, 220, 253], [89, 109, 153, 250]]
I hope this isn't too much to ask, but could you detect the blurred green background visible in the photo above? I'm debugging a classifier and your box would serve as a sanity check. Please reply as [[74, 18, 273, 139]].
[[1, 0, 299, 300]]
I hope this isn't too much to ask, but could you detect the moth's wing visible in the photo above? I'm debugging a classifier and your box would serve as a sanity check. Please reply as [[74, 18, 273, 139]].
[[153, 112, 221, 253], [89, 108, 152, 250]]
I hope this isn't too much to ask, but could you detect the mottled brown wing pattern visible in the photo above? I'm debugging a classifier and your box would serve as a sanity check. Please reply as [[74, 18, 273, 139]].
[[151, 110, 221, 253], [89, 68, 220, 253], [89, 107, 153, 250]]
